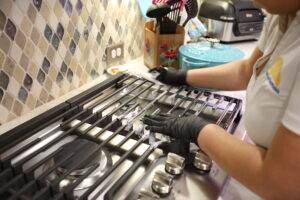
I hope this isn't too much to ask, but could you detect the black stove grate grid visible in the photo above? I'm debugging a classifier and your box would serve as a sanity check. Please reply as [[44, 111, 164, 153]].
[[0, 74, 132, 170], [0, 74, 130, 158], [0, 74, 242, 200], [0, 76, 158, 199], [0, 75, 139, 199]]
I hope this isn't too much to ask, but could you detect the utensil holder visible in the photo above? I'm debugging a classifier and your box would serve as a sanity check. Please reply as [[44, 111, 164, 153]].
[[144, 20, 185, 69]]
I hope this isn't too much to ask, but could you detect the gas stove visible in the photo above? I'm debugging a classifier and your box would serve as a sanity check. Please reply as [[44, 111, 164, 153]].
[[0, 73, 242, 200]]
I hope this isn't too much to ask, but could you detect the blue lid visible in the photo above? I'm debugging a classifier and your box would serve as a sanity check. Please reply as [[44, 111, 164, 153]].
[[179, 42, 245, 63]]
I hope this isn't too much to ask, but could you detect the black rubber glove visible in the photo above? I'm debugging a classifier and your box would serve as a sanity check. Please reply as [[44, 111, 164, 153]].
[[142, 114, 210, 145], [161, 139, 190, 156], [152, 67, 188, 86]]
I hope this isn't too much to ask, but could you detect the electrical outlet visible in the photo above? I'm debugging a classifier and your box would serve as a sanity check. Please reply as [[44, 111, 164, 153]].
[[105, 42, 124, 66]]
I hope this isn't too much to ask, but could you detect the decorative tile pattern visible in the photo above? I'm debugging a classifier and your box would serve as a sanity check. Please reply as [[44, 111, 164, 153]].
[[5, 19, 17, 41], [0, 88, 3, 103], [37, 69, 46, 85], [15, 30, 26, 49], [0, 10, 6, 31], [2, 92, 13, 111], [3, 57, 16, 76], [12, 100, 23, 116], [76, 0, 83, 14], [56, 23, 64, 40], [59, 0, 66, 8], [0, 71, 10, 89], [41, 57, 50, 74], [0, 0, 144, 124], [33, 0, 43, 11], [69, 39, 76, 55], [23, 74, 33, 91], [65, 0, 73, 17], [51, 33, 60, 50], [73, 29, 80, 44], [27, 3, 37, 24], [67, 68, 73, 83], [44, 24, 53, 42], [60, 62, 68, 75], [0, 33, 11, 53], [18, 86, 28, 103], [0, 50, 4, 66], [19, 53, 29, 70]]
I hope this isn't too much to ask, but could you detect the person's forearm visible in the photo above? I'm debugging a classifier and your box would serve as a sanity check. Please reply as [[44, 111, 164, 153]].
[[198, 124, 268, 197], [186, 59, 251, 91]]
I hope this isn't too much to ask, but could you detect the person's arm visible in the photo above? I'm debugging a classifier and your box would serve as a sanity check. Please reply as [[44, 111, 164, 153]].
[[186, 47, 263, 90], [198, 124, 300, 199]]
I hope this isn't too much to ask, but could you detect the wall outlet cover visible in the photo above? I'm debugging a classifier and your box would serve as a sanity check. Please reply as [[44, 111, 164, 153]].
[[106, 43, 124, 66]]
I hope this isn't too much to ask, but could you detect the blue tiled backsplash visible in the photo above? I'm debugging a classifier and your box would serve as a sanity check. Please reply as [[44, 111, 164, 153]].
[[0, 0, 144, 125]]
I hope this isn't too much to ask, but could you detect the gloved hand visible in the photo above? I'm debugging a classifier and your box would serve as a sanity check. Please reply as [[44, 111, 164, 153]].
[[142, 114, 210, 145], [151, 67, 188, 86], [160, 139, 190, 158]]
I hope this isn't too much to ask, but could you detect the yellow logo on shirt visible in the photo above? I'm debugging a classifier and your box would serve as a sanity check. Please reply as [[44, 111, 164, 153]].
[[266, 57, 283, 93]]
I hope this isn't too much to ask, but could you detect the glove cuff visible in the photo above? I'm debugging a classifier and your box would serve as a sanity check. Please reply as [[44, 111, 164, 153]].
[[191, 121, 210, 145], [154, 67, 188, 86], [177, 70, 188, 86]]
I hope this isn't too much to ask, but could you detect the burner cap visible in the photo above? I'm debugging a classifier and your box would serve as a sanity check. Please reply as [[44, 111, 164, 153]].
[[54, 139, 102, 171]]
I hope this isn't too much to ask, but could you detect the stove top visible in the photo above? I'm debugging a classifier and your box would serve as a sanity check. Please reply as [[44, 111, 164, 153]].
[[0, 73, 242, 200]]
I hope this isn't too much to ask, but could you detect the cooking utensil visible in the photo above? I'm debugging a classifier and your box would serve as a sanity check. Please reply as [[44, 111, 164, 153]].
[[147, 3, 171, 33], [152, 0, 169, 4], [147, 3, 182, 34], [168, 0, 183, 26], [182, 0, 199, 27], [151, 170, 173, 196], [147, 3, 172, 18], [160, 16, 177, 34], [165, 153, 185, 175], [152, 0, 180, 6], [151, 0, 184, 33]]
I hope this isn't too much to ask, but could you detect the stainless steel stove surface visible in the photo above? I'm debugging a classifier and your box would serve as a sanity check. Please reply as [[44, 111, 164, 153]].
[[0, 74, 242, 200]]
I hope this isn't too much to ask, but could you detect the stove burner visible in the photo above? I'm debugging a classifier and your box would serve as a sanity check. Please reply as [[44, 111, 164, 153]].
[[47, 139, 112, 191], [54, 139, 103, 170]]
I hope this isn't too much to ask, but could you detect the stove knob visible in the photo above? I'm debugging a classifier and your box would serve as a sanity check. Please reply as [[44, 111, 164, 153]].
[[193, 150, 212, 173], [151, 170, 173, 197], [165, 153, 185, 176]]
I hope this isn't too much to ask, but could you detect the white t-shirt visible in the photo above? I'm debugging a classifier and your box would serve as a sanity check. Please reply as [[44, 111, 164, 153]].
[[244, 11, 300, 148]]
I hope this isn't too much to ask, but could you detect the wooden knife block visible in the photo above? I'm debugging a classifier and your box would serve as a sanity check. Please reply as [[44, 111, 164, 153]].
[[144, 20, 185, 69]]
